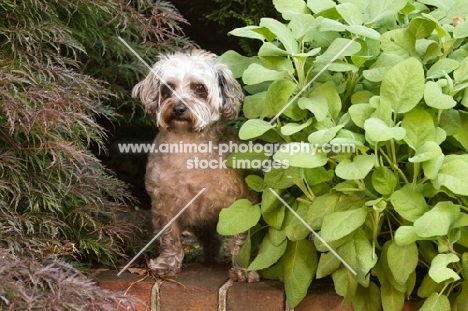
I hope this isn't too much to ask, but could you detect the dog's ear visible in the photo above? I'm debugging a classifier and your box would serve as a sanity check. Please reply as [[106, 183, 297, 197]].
[[132, 65, 162, 115], [216, 63, 244, 120]]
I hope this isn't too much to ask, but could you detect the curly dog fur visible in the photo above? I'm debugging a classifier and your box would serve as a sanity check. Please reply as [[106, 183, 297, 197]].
[[132, 49, 259, 282]]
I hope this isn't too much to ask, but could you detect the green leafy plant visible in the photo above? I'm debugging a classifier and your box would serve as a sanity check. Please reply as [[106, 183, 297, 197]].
[[218, 0, 468, 309]]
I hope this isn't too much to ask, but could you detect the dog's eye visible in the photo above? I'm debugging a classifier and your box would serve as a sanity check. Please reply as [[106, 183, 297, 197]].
[[193, 83, 207, 97], [161, 83, 174, 99]]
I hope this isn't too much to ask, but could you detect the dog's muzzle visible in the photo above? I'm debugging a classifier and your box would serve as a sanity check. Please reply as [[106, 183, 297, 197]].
[[172, 103, 188, 119]]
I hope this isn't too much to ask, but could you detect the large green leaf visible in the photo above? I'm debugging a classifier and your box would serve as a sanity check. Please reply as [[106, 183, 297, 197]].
[[417, 274, 445, 298], [243, 63, 287, 85], [309, 82, 342, 119], [336, 3, 363, 25], [349, 103, 375, 128], [225, 151, 270, 171], [372, 166, 397, 195], [260, 18, 298, 54], [306, 0, 336, 13], [387, 241, 419, 286], [435, 155, 468, 196], [320, 208, 367, 242], [239, 119, 275, 140], [364, 0, 408, 26], [306, 193, 339, 229], [335, 155, 375, 180], [408, 17, 437, 39], [316, 251, 341, 279], [314, 38, 362, 72], [281, 118, 312, 136], [229, 26, 275, 41], [423, 154, 445, 180], [217, 199, 261, 235], [264, 166, 301, 189], [419, 292, 451, 311], [381, 281, 405, 311], [440, 110, 468, 150], [219, 50, 258, 79], [401, 107, 436, 150], [282, 240, 317, 308], [413, 201, 460, 237], [352, 282, 381, 311], [245, 175, 265, 192], [428, 254, 461, 283], [426, 58, 460, 79], [236, 230, 252, 268], [363, 53, 404, 82], [261, 188, 285, 229], [378, 242, 408, 293], [304, 167, 334, 186], [273, 143, 328, 168], [380, 29, 417, 58], [243, 92, 267, 119], [346, 25, 380, 40], [408, 141, 442, 163], [298, 97, 328, 122], [394, 226, 425, 246], [308, 125, 343, 145], [456, 281, 468, 309], [454, 57, 468, 83], [288, 14, 317, 40], [364, 118, 406, 142], [258, 41, 290, 57], [424, 81, 457, 110], [273, 0, 310, 20], [332, 267, 358, 306], [390, 185, 428, 222], [336, 229, 378, 284], [264, 79, 297, 118], [248, 233, 287, 271], [380, 57, 425, 114], [284, 203, 311, 242]]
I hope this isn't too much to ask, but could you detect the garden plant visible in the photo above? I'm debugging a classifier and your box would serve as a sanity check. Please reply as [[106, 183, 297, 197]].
[[218, 0, 468, 309]]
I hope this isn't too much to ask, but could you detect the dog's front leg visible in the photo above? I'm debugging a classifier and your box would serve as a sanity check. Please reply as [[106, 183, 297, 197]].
[[229, 232, 260, 283], [148, 223, 184, 277]]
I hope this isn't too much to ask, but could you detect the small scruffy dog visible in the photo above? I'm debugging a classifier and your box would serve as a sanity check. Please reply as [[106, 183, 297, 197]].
[[132, 49, 258, 282]]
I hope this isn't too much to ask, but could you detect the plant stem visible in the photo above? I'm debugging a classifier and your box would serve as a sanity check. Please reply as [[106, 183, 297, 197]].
[[390, 139, 397, 167], [372, 211, 382, 256], [356, 179, 379, 199], [379, 147, 410, 184]]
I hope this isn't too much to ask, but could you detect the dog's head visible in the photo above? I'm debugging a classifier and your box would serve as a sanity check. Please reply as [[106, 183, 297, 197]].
[[132, 50, 243, 131]]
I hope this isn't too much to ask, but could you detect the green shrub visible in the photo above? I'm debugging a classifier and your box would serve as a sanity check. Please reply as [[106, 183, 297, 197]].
[[201, 0, 280, 55], [0, 0, 190, 308], [218, 0, 468, 309], [0, 250, 141, 310]]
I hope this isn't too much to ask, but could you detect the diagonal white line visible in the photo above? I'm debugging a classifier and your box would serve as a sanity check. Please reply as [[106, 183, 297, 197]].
[[117, 188, 206, 276], [268, 188, 357, 275], [268, 37, 357, 125], [117, 36, 206, 127]]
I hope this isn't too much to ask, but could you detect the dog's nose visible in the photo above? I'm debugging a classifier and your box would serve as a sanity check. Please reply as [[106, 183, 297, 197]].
[[173, 103, 187, 116]]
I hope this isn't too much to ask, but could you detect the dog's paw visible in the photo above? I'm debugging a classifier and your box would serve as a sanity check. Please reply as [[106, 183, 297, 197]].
[[229, 267, 260, 283], [148, 257, 181, 278]]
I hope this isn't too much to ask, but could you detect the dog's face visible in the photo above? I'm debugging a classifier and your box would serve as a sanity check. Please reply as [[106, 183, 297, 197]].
[[132, 50, 244, 131]]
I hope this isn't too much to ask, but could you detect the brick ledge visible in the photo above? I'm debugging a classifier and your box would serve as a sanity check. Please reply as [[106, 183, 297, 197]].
[[96, 263, 419, 311]]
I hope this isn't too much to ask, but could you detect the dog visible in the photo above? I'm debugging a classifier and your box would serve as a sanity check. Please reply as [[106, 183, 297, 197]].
[[132, 49, 259, 282]]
